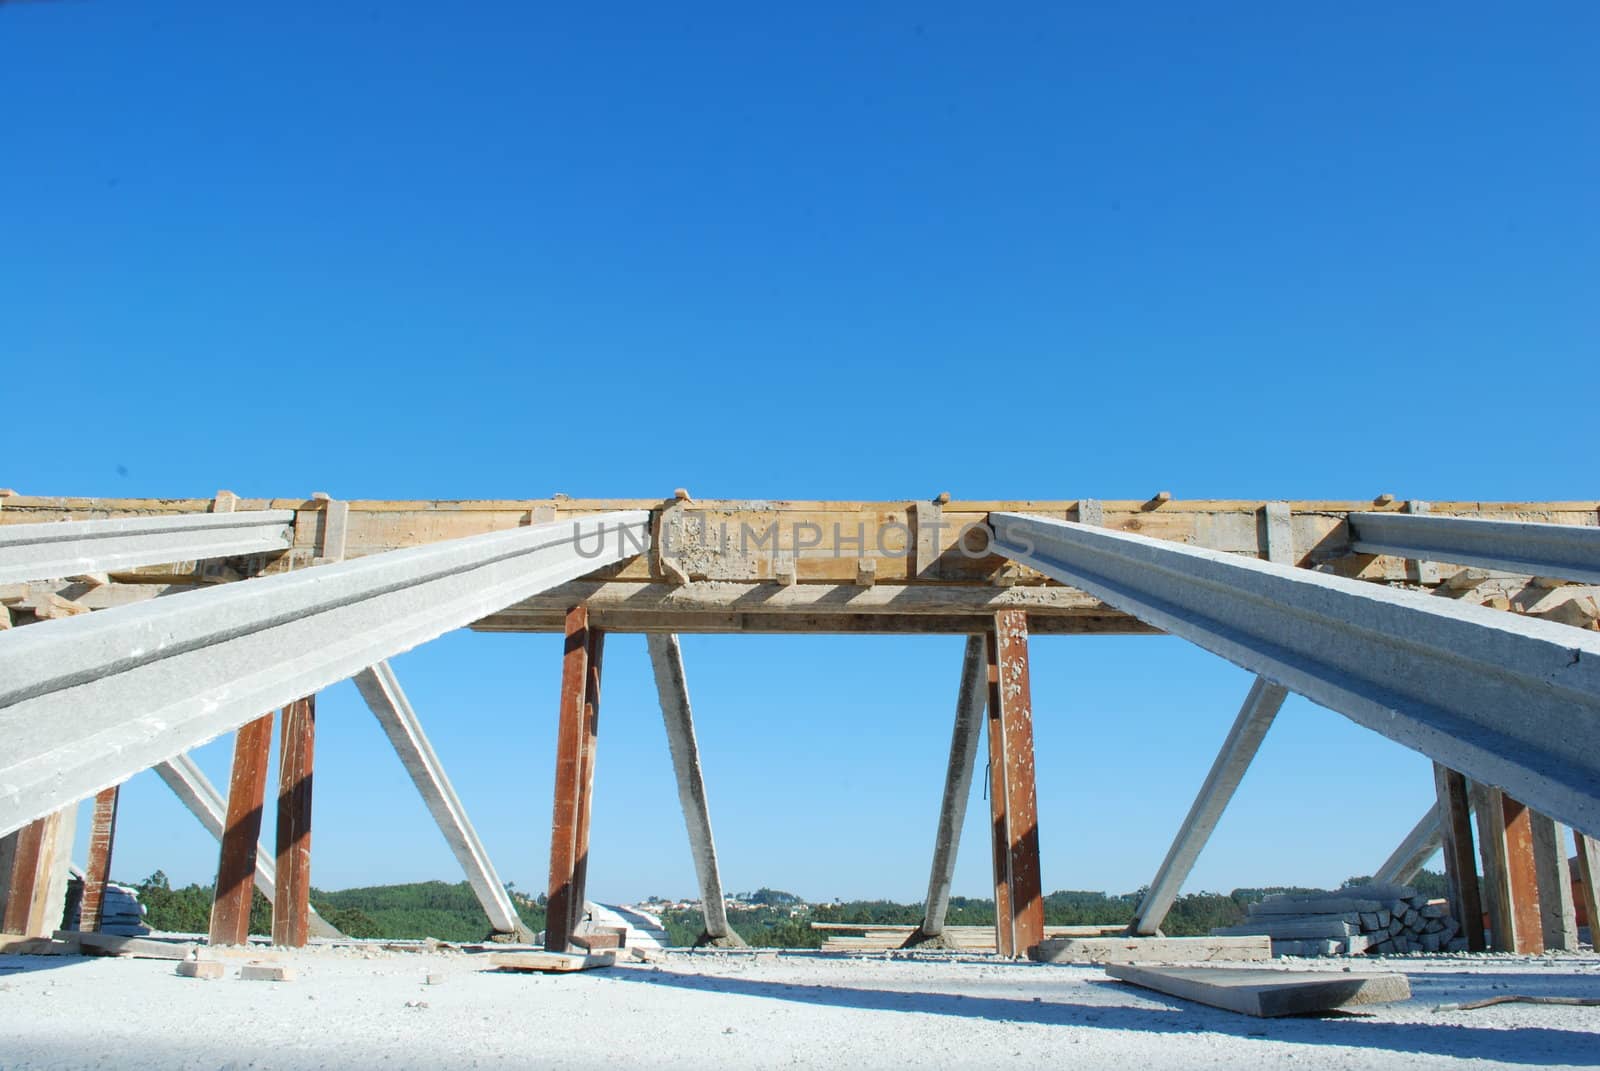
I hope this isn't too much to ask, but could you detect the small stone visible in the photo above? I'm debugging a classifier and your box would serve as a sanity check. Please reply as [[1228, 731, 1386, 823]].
[[240, 964, 296, 982], [426, 973, 445, 985]]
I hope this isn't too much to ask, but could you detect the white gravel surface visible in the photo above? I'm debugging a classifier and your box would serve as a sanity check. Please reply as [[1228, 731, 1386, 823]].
[[3, 948, 1599, 1069]]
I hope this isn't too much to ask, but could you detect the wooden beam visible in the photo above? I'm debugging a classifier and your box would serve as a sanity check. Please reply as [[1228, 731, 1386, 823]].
[[1529, 810, 1578, 951], [545, 606, 590, 953], [79, 786, 120, 933], [1433, 764, 1485, 951], [1501, 794, 1544, 954], [569, 626, 605, 938], [1473, 783, 1516, 953], [272, 696, 315, 948], [1573, 831, 1600, 941], [209, 713, 274, 946], [985, 610, 1044, 959], [2, 817, 47, 934]]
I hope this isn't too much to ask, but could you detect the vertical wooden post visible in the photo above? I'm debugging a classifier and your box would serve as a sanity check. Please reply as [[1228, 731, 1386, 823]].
[[985, 610, 1044, 959], [1432, 764, 1484, 951], [1529, 810, 1578, 951], [209, 713, 275, 946], [2, 819, 48, 935], [545, 606, 591, 953], [1501, 795, 1544, 954], [79, 787, 121, 933], [273, 696, 316, 948], [1573, 831, 1600, 941], [568, 627, 605, 937]]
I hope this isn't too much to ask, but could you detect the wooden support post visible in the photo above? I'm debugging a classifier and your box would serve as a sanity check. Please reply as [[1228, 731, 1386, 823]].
[[209, 713, 274, 946], [1573, 831, 1600, 943], [273, 696, 316, 948], [1529, 810, 1578, 951], [569, 625, 605, 937], [985, 610, 1044, 959], [1474, 784, 1543, 953], [2, 818, 47, 934], [1432, 764, 1485, 951], [546, 606, 592, 953], [79, 786, 121, 933]]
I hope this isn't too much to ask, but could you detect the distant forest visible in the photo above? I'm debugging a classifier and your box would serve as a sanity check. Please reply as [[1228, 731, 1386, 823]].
[[128, 870, 1448, 946]]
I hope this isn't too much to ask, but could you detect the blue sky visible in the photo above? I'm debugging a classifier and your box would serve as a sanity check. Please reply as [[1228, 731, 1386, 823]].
[[3, 3, 1596, 904]]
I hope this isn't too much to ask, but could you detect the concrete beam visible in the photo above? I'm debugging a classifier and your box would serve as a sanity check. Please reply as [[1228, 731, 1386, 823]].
[[1350, 512, 1600, 585], [989, 513, 1600, 839], [1373, 805, 1442, 886], [0, 511, 650, 836], [153, 752, 341, 938], [0, 510, 295, 584], [1130, 678, 1288, 935], [645, 634, 743, 947], [353, 661, 529, 940], [909, 635, 988, 945]]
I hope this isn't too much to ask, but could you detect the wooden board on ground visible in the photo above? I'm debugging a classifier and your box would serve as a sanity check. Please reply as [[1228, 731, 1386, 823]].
[[490, 950, 616, 974], [63, 931, 194, 960], [1, 934, 78, 956], [1105, 964, 1411, 1018], [1031, 936, 1270, 964]]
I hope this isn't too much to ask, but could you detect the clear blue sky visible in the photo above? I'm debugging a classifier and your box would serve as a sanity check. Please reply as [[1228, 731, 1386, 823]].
[[4, 3, 1595, 904]]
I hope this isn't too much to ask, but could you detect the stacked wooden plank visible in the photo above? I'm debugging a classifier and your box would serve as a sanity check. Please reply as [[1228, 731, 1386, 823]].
[[813, 923, 1125, 952], [1212, 883, 1466, 956]]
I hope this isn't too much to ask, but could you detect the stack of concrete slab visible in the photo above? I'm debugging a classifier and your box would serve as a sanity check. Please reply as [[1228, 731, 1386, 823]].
[[66, 882, 151, 937], [1211, 883, 1465, 956]]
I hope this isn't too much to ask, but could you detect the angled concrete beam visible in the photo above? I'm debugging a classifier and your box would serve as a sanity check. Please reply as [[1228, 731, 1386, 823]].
[[0, 512, 650, 836], [989, 513, 1600, 838], [1373, 805, 1443, 885], [1130, 678, 1288, 935], [353, 661, 529, 940], [0, 510, 295, 584], [910, 635, 988, 944], [153, 752, 341, 938], [646, 633, 742, 947], [1349, 512, 1600, 585]]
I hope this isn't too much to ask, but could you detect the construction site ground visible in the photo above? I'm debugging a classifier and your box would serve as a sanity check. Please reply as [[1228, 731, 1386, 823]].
[[4, 947, 1598, 1069]]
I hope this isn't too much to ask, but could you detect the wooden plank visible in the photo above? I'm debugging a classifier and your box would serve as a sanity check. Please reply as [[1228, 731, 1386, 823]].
[[72, 931, 195, 960], [210, 713, 274, 946], [1501, 794, 1544, 954], [1, 817, 47, 934], [273, 696, 315, 948], [569, 627, 605, 938], [986, 611, 1044, 959], [490, 950, 615, 973], [1574, 831, 1600, 937], [544, 606, 589, 953], [1033, 936, 1270, 964], [79, 786, 120, 933], [1433, 764, 1485, 951], [1529, 810, 1578, 951], [1473, 783, 1517, 953], [1104, 964, 1411, 1018]]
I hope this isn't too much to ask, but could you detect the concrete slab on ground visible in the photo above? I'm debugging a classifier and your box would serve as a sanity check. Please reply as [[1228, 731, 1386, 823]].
[[1031, 936, 1270, 964], [1105, 964, 1411, 1018]]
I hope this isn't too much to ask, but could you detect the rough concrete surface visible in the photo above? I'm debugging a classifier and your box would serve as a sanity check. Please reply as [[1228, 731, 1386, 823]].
[[3, 948, 1599, 1069]]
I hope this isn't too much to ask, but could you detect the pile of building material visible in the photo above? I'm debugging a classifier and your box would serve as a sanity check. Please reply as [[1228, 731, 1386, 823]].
[[1211, 883, 1466, 956], [66, 881, 151, 937], [814, 923, 1127, 952]]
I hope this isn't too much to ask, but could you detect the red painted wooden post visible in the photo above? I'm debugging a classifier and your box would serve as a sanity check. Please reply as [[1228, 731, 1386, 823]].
[[273, 696, 316, 948], [568, 627, 606, 940], [2, 818, 48, 935], [209, 713, 274, 946], [985, 610, 1045, 959], [1501, 795, 1544, 954], [79, 787, 121, 932], [545, 606, 590, 952]]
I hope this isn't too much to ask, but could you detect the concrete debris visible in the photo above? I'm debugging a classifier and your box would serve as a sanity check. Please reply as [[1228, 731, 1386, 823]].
[[240, 964, 297, 982], [175, 961, 225, 980]]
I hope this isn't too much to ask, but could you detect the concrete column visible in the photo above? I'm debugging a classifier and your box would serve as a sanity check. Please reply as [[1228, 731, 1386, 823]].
[[646, 633, 743, 947], [986, 610, 1044, 959], [79, 787, 120, 932], [273, 696, 315, 948], [353, 661, 529, 940], [1530, 810, 1578, 951], [1131, 677, 1288, 935], [1433, 764, 1485, 951], [907, 635, 987, 947], [210, 713, 274, 946]]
